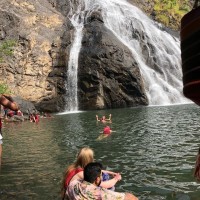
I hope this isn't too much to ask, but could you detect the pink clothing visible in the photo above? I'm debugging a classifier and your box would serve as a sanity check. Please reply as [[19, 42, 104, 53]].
[[8, 111, 14, 117], [103, 126, 111, 134], [35, 115, 39, 123], [66, 179, 125, 200]]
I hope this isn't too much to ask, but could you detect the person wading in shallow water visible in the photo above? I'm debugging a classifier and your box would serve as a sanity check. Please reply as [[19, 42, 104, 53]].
[[96, 114, 112, 123], [0, 94, 19, 162]]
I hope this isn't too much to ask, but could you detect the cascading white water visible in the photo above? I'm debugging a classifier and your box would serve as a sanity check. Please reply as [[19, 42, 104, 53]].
[[65, 2, 85, 111], [83, 0, 190, 105], [66, 0, 191, 111]]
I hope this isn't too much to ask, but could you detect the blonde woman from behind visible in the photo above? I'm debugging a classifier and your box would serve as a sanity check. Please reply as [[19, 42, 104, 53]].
[[61, 147, 122, 200]]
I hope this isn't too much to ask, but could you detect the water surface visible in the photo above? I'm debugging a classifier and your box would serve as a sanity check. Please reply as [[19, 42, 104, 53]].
[[0, 104, 200, 200]]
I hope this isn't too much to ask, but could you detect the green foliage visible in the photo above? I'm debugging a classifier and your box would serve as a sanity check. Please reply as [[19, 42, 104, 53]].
[[179, 4, 191, 12], [156, 14, 169, 26], [154, 0, 192, 29], [0, 83, 11, 94], [0, 39, 17, 62]]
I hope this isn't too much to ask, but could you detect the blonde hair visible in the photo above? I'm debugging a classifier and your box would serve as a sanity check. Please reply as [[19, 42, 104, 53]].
[[61, 147, 94, 199], [75, 147, 94, 168]]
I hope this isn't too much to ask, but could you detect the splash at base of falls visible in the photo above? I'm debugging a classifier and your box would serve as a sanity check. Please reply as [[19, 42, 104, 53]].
[[56, 111, 84, 115]]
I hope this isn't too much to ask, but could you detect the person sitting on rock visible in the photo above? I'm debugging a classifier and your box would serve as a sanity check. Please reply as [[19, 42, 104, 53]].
[[66, 162, 138, 200]]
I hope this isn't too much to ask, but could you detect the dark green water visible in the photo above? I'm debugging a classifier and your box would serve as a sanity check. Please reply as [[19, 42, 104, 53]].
[[0, 104, 200, 200]]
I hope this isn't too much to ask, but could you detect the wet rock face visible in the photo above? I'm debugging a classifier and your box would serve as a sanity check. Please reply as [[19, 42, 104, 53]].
[[78, 11, 148, 110]]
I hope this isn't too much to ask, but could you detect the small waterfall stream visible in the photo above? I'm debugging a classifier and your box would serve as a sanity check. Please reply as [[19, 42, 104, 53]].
[[65, 0, 190, 111], [65, 2, 85, 111]]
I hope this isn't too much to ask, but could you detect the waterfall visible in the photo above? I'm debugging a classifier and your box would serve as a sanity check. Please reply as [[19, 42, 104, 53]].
[[65, 2, 85, 111], [66, 0, 191, 111]]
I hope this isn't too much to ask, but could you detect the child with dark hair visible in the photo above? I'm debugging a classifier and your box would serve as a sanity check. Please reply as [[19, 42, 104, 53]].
[[194, 147, 200, 181]]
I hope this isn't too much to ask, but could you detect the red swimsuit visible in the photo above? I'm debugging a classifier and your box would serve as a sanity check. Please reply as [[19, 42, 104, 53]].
[[65, 168, 83, 188]]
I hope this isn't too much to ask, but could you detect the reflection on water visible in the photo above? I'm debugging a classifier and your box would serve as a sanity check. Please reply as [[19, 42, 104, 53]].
[[0, 104, 200, 199]]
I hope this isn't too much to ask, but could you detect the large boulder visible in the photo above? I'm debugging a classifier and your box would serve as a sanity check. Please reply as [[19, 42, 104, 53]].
[[13, 96, 36, 115], [78, 11, 148, 110]]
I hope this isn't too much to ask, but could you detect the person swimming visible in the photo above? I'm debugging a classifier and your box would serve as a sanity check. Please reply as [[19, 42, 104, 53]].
[[96, 114, 112, 123], [103, 126, 112, 135], [96, 126, 115, 140]]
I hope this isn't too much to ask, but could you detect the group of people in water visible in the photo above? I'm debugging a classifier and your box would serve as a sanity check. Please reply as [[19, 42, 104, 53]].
[[0, 94, 52, 161], [1, 93, 200, 199], [60, 115, 138, 199], [61, 146, 200, 200], [61, 112, 200, 200], [96, 114, 113, 135], [60, 111, 138, 199], [3, 108, 50, 123]]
